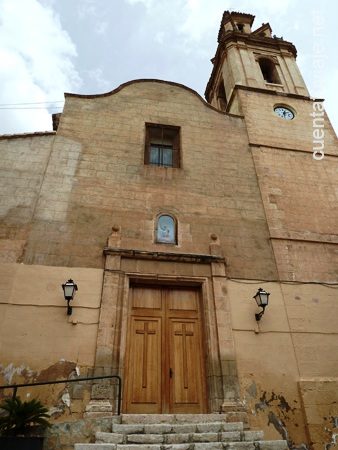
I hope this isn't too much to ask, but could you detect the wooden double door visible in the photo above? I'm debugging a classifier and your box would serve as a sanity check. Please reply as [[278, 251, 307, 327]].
[[123, 285, 207, 414]]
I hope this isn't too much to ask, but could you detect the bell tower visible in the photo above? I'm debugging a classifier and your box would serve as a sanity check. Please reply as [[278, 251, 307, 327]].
[[204, 10, 337, 285], [205, 10, 309, 113]]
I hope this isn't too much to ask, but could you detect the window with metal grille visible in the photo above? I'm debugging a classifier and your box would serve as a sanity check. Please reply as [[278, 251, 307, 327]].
[[145, 123, 180, 168]]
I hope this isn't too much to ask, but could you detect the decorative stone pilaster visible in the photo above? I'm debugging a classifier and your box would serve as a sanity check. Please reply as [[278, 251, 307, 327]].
[[87, 226, 123, 415], [209, 234, 244, 414]]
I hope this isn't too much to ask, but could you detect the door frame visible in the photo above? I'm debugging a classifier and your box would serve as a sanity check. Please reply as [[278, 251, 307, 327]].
[[122, 283, 207, 414], [95, 243, 237, 415], [119, 275, 217, 413]]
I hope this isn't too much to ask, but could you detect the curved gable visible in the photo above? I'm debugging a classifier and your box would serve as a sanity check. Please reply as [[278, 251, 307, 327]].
[[64, 79, 237, 116]]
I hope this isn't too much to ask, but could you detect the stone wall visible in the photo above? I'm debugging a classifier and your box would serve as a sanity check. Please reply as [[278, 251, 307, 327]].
[[0, 79, 337, 450], [0, 80, 277, 280], [0, 134, 54, 264], [43, 416, 113, 450], [235, 87, 338, 283]]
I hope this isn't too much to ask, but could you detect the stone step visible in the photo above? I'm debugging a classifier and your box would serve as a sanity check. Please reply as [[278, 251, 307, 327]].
[[111, 420, 244, 435], [73, 414, 288, 450], [75, 441, 288, 449], [96, 429, 264, 444], [120, 414, 231, 424]]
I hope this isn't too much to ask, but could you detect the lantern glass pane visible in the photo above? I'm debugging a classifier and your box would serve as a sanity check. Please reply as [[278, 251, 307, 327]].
[[254, 289, 269, 307], [259, 292, 269, 306], [254, 293, 261, 307], [64, 285, 74, 298]]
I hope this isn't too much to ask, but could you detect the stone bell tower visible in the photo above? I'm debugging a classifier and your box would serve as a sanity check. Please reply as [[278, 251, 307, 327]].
[[205, 10, 309, 113], [206, 10, 337, 283]]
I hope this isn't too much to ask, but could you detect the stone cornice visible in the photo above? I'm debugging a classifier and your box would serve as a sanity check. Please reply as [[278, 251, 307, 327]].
[[226, 84, 314, 112], [104, 247, 225, 264], [0, 131, 55, 140]]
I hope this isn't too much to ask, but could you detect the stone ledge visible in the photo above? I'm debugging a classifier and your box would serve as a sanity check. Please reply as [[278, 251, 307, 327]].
[[104, 247, 225, 264]]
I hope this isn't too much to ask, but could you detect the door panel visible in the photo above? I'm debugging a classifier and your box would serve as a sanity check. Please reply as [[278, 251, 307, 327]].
[[131, 286, 162, 310], [124, 317, 162, 413], [167, 288, 198, 312], [169, 319, 204, 413], [124, 286, 206, 414]]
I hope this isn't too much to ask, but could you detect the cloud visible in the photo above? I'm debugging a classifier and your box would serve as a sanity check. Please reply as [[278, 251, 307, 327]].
[[0, 0, 81, 134], [95, 21, 108, 35], [76, 0, 99, 20], [76, 0, 108, 35], [1, 0, 337, 135], [179, 0, 222, 42], [177, 0, 297, 43], [239, 0, 294, 13], [124, 0, 155, 7], [87, 67, 111, 92]]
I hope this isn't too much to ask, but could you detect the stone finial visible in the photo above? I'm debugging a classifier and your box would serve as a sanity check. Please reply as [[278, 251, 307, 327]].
[[209, 233, 225, 260], [107, 226, 121, 247]]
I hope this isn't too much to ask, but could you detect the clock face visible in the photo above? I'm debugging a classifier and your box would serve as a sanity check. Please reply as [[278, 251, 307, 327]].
[[274, 106, 294, 120]]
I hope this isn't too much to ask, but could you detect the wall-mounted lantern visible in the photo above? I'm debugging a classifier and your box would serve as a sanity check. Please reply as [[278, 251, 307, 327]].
[[253, 287, 270, 321], [62, 279, 78, 315]]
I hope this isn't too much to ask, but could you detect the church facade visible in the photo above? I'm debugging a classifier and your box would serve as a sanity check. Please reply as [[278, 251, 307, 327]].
[[0, 11, 337, 450]]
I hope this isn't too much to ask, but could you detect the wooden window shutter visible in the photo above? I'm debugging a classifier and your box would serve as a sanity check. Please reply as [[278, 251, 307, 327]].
[[172, 128, 180, 168], [144, 125, 151, 164]]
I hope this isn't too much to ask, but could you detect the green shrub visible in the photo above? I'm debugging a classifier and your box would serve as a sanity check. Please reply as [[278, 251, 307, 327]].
[[0, 398, 51, 437]]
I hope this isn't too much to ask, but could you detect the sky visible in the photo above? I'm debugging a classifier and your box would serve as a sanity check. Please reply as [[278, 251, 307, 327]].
[[0, 0, 337, 135]]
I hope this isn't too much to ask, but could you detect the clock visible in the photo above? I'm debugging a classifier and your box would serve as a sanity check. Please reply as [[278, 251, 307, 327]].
[[274, 106, 294, 120]]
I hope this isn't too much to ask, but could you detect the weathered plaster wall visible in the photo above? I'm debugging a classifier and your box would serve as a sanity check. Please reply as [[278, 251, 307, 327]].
[[229, 280, 338, 449], [1, 265, 337, 448], [0, 263, 102, 418], [299, 379, 338, 450]]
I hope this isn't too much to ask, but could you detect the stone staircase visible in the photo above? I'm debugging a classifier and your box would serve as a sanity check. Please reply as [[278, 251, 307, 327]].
[[74, 414, 288, 450]]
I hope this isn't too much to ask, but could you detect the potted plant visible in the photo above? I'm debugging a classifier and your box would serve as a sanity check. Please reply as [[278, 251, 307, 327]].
[[0, 397, 51, 450]]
